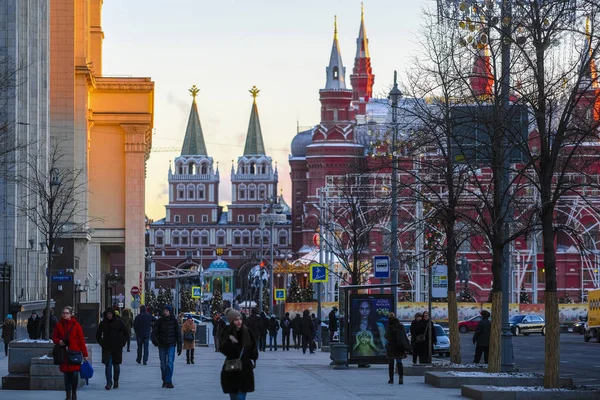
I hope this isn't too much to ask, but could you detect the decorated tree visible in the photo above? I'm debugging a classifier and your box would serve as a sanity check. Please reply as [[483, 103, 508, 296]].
[[211, 289, 223, 315], [261, 287, 270, 313], [180, 288, 196, 312], [164, 287, 174, 307], [145, 290, 157, 310], [156, 287, 166, 310], [287, 275, 302, 303], [302, 281, 315, 302], [458, 288, 476, 303]]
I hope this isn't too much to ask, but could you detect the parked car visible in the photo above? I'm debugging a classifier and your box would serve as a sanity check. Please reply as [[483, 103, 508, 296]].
[[509, 314, 545, 336], [433, 324, 450, 357], [458, 315, 486, 333], [573, 315, 586, 334]]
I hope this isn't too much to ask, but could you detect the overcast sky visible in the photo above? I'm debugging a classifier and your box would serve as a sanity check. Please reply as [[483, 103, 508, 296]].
[[101, 0, 432, 220]]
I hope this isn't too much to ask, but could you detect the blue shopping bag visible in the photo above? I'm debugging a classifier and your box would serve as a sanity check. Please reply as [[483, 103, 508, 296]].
[[79, 360, 94, 385]]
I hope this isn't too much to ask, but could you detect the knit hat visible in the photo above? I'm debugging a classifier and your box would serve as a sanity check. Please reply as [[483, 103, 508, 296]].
[[224, 308, 242, 323]]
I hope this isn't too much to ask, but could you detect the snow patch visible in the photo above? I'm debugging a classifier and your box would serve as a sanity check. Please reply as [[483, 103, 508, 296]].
[[491, 386, 571, 392], [39, 355, 53, 360], [448, 371, 540, 377], [16, 339, 52, 343]]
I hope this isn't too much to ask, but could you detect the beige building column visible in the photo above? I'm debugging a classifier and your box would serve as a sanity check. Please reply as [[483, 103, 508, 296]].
[[122, 124, 149, 306]]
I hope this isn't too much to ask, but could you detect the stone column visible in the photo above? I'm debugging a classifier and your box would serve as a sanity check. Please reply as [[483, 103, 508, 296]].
[[122, 124, 149, 307]]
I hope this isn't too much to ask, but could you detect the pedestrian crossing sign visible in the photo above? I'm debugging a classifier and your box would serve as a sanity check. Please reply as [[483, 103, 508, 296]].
[[310, 263, 328, 283], [191, 286, 202, 299], [275, 289, 286, 301]]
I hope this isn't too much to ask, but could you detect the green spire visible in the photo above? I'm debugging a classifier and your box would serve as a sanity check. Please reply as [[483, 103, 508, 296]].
[[243, 86, 266, 156], [180, 85, 208, 156]]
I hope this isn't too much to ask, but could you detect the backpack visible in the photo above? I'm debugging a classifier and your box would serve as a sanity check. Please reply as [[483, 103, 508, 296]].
[[283, 319, 291, 328]]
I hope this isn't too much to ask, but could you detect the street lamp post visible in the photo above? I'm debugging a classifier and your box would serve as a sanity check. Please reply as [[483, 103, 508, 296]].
[[259, 196, 285, 313], [388, 71, 402, 310]]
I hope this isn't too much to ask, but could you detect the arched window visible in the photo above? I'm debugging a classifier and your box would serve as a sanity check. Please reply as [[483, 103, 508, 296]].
[[188, 162, 195, 174], [172, 230, 181, 246], [200, 230, 209, 246], [258, 184, 266, 200], [250, 163, 256, 174], [333, 66, 339, 79], [181, 230, 189, 246], [187, 184, 195, 200], [155, 230, 164, 247], [262, 162, 269, 174], [242, 230, 251, 246], [233, 230, 242, 246], [239, 184, 246, 200], [279, 230, 288, 246], [216, 230, 226, 246], [200, 163, 208, 175], [177, 184, 185, 200], [248, 184, 256, 200], [262, 229, 270, 245], [177, 162, 184, 175], [197, 184, 205, 200], [192, 230, 200, 246], [252, 230, 262, 246]]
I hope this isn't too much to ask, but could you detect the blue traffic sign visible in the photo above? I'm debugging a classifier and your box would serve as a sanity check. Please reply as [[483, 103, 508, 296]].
[[51, 275, 73, 282], [191, 286, 202, 299], [310, 263, 328, 283], [373, 255, 390, 279]]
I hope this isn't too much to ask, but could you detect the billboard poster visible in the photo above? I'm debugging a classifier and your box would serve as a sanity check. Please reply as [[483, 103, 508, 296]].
[[432, 264, 448, 298], [348, 294, 394, 364]]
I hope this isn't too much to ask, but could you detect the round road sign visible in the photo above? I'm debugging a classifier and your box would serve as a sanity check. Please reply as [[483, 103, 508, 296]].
[[130, 286, 140, 296]]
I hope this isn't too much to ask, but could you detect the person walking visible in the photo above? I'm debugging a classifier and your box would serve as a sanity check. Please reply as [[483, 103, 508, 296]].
[[267, 314, 280, 351], [212, 313, 227, 352], [133, 305, 152, 365], [291, 313, 301, 349], [27, 312, 41, 339], [2, 314, 15, 356], [182, 316, 197, 364], [259, 311, 268, 352], [280, 312, 292, 351], [121, 309, 133, 352], [300, 310, 315, 354], [151, 305, 182, 388], [96, 308, 129, 390], [473, 310, 491, 364], [409, 312, 422, 364], [219, 308, 258, 400], [385, 313, 411, 385], [328, 307, 338, 343], [412, 311, 436, 364], [52, 306, 88, 400], [40, 308, 58, 340]]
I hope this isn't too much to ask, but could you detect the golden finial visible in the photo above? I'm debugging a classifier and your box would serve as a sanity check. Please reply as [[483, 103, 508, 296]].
[[249, 86, 260, 103], [189, 85, 200, 100], [361, 3, 364, 21], [334, 15, 338, 39]]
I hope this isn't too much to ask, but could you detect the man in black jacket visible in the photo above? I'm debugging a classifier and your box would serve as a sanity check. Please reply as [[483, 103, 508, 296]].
[[151, 305, 182, 389], [300, 310, 315, 354], [473, 310, 491, 364], [291, 314, 301, 349], [328, 307, 338, 343], [133, 305, 153, 365], [96, 308, 129, 390], [280, 312, 292, 351], [27, 312, 41, 339]]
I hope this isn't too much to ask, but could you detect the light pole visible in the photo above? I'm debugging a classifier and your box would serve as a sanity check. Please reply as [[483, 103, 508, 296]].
[[259, 196, 285, 313], [388, 71, 402, 310]]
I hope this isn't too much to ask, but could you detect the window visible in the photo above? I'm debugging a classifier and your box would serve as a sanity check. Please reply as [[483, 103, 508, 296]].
[[258, 184, 266, 200], [233, 231, 242, 246], [333, 66, 339, 79], [242, 231, 251, 246], [155, 231, 164, 246], [239, 185, 246, 200], [177, 163, 184, 174], [188, 215, 194, 223], [250, 163, 255, 174], [202, 215, 208, 223], [172, 231, 180, 245], [217, 230, 226, 246], [174, 215, 181, 223], [248, 184, 256, 200], [181, 231, 189, 246], [279, 230, 288, 246], [200, 231, 209, 246], [200, 164, 208, 174], [238, 215, 244, 223], [188, 163, 195, 174], [253, 230, 261, 246], [197, 184, 205, 200], [249, 215, 255, 223], [192, 231, 200, 245], [177, 184, 185, 200], [263, 230, 270, 245]]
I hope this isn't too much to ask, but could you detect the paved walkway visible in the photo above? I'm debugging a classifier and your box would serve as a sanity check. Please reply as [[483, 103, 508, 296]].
[[0, 343, 463, 399]]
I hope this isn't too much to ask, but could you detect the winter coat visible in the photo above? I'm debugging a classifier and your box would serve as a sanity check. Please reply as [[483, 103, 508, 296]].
[[212, 317, 227, 338], [2, 318, 15, 343], [300, 315, 315, 338], [473, 318, 491, 347], [27, 316, 41, 339], [133, 307, 153, 339], [121, 309, 133, 337], [219, 324, 258, 394], [268, 318, 280, 335], [246, 313, 262, 338], [328, 310, 338, 332], [182, 320, 196, 350], [259, 314, 269, 335], [151, 314, 182, 352], [411, 319, 437, 356], [96, 311, 129, 365], [385, 317, 411, 359], [280, 316, 292, 334], [52, 317, 88, 373], [291, 315, 301, 335], [40, 312, 58, 339]]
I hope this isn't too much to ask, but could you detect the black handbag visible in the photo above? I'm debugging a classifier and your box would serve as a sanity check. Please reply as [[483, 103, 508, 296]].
[[184, 331, 195, 341], [52, 323, 75, 365], [223, 347, 244, 373], [66, 349, 83, 365]]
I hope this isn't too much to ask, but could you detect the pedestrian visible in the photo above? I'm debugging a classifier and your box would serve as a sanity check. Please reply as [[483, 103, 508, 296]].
[[96, 308, 129, 390], [121, 309, 133, 352], [311, 313, 320, 351], [246, 308, 262, 351], [2, 314, 16, 356], [40, 308, 58, 340], [473, 310, 491, 364], [151, 305, 182, 388], [27, 312, 41, 339], [384, 312, 411, 385], [259, 311, 268, 352], [412, 311, 436, 364], [268, 314, 280, 351], [280, 312, 292, 351], [219, 308, 258, 400], [328, 307, 339, 343], [212, 313, 227, 352], [52, 306, 88, 400], [182, 316, 196, 364], [409, 312, 422, 364], [300, 310, 315, 354], [292, 313, 301, 349], [133, 305, 152, 365]]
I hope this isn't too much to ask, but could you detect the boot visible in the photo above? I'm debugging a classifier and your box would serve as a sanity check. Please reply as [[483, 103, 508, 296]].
[[186, 350, 190, 364], [397, 363, 404, 385], [66, 391, 72, 400], [72, 389, 77, 400], [388, 363, 394, 384], [191, 349, 195, 364]]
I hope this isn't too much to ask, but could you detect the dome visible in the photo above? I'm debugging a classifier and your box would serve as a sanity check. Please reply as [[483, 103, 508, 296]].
[[290, 128, 314, 158], [208, 258, 230, 270]]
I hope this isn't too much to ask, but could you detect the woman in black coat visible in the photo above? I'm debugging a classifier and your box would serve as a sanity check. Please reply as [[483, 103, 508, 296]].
[[96, 308, 129, 390], [220, 308, 259, 399], [411, 311, 436, 364], [385, 313, 411, 385]]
